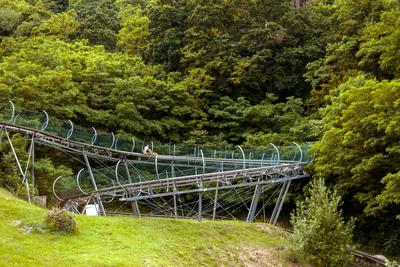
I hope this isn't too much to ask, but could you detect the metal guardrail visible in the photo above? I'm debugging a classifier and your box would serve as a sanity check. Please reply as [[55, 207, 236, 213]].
[[349, 249, 394, 266], [0, 101, 312, 222]]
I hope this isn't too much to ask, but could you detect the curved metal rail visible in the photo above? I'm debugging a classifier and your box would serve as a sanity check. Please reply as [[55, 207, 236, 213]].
[[0, 101, 311, 222]]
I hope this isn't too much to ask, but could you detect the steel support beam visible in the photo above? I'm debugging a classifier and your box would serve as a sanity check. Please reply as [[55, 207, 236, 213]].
[[270, 180, 291, 225], [112, 165, 288, 196], [123, 160, 132, 184], [123, 159, 140, 217], [0, 126, 4, 145], [31, 135, 35, 192], [131, 201, 141, 217], [246, 183, 262, 223], [120, 174, 308, 202], [212, 181, 219, 220], [198, 193, 203, 222], [173, 181, 178, 218], [83, 154, 106, 216], [5, 129, 31, 203], [270, 182, 286, 224]]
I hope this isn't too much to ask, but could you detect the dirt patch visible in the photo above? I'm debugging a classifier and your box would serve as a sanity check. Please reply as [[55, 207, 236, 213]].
[[236, 245, 305, 267], [10, 220, 47, 234], [10, 220, 22, 226], [255, 224, 288, 241]]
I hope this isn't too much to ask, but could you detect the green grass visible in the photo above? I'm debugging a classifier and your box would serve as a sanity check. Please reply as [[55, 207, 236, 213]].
[[0, 189, 291, 266]]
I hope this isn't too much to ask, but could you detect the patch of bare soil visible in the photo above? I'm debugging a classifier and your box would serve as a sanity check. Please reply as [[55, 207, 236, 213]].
[[235, 245, 306, 267], [255, 224, 288, 239]]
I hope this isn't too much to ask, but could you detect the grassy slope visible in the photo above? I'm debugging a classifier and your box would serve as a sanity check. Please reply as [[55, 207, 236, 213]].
[[0, 189, 292, 267]]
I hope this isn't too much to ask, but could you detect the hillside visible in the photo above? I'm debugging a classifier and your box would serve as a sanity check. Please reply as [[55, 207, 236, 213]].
[[0, 189, 293, 266]]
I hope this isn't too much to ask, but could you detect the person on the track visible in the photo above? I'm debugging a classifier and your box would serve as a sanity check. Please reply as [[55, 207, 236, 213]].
[[143, 145, 158, 156]]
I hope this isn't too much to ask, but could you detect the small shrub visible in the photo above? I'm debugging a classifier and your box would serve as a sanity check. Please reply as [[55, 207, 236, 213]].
[[287, 178, 355, 267], [44, 208, 78, 233], [385, 259, 399, 267]]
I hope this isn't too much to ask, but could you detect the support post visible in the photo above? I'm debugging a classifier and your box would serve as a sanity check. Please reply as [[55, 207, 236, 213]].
[[212, 181, 219, 220], [123, 160, 132, 184], [0, 126, 4, 144], [198, 193, 203, 222], [5, 129, 31, 203], [270, 180, 291, 225], [123, 160, 141, 217], [270, 181, 286, 224], [31, 135, 35, 192], [173, 181, 178, 218], [131, 201, 141, 218], [246, 183, 262, 223], [83, 154, 106, 216]]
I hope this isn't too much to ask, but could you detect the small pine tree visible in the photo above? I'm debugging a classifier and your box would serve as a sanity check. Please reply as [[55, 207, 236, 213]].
[[287, 178, 355, 267]]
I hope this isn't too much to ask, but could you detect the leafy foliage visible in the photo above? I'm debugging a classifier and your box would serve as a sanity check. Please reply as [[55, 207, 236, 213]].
[[0, 0, 400, 256], [117, 4, 150, 55], [312, 76, 400, 254], [43, 208, 77, 233], [70, 0, 120, 50], [287, 178, 354, 267], [305, 0, 400, 109]]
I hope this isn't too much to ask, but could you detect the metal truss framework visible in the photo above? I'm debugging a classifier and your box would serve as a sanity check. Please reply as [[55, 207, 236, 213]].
[[0, 101, 311, 224]]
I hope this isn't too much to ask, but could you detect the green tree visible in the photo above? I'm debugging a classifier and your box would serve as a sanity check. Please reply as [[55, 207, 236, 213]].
[[304, 0, 398, 109], [43, 0, 68, 13], [357, 8, 400, 79], [313, 75, 400, 254], [0, 0, 25, 36], [243, 95, 313, 145], [208, 96, 251, 144], [117, 4, 150, 55], [143, 0, 188, 71], [70, 0, 120, 50], [0, 0, 53, 37], [32, 10, 80, 39], [288, 178, 354, 267]]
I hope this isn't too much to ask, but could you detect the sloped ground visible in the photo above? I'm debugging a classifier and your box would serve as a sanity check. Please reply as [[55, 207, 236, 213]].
[[0, 189, 295, 266]]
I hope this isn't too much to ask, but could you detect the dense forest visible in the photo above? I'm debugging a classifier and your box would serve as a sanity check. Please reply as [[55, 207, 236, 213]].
[[0, 0, 399, 255]]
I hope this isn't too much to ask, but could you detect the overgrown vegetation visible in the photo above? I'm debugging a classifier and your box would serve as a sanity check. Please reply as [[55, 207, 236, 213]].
[[44, 208, 77, 233], [0, 0, 399, 255], [287, 178, 354, 266]]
